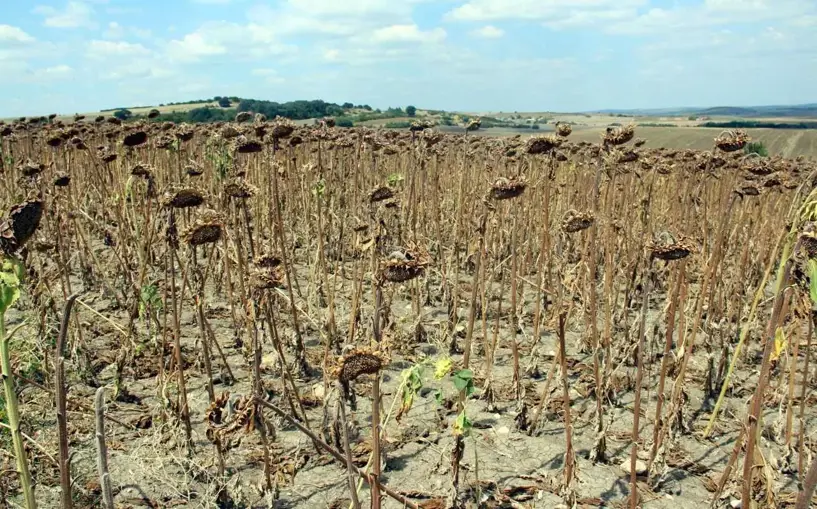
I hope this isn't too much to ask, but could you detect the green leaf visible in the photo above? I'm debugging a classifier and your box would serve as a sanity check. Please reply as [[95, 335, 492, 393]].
[[808, 259, 817, 307], [386, 173, 404, 187], [452, 369, 474, 396], [434, 389, 443, 405], [453, 410, 472, 437], [312, 179, 326, 198], [397, 364, 424, 422], [0, 258, 23, 314]]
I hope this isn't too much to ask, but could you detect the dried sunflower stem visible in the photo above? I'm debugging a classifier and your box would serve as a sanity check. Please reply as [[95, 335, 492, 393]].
[[797, 456, 817, 509], [248, 302, 275, 492], [742, 238, 797, 508], [629, 257, 652, 509], [269, 156, 308, 374], [703, 229, 782, 438], [510, 214, 521, 399], [528, 351, 560, 436], [371, 375, 382, 509], [463, 213, 487, 369], [55, 293, 80, 509], [799, 313, 815, 478], [335, 384, 362, 509], [254, 397, 420, 509], [167, 227, 194, 452], [649, 260, 684, 470], [94, 387, 115, 509], [587, 152, 605, 462], [558, 312, 576, 493]]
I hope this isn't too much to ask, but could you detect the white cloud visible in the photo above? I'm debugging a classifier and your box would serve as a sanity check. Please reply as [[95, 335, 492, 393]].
[[165, 22, 296, 62], [0, 25, 36, 44], [471, 25, 504, 38], [447, 0, 645, 22], [166, 32, 227, 61], [251, 68, 285, 84], [246, 5, 365, 36], [607, 0, 816, 35], [103, 21, 124, 39], [1, 64, 73, 84], [245, 0, 437, 38], [371, 24, 446, 43], [446, 0, 816, 35], [792, 14, 817, 26], [191, 0, 233, 3], [103, 21, 152, 40], [324, 48, 341, 61], [87, 40, 151, 59], [36, 64, 73, 77], [251, 68, 277, 76], [544, 8, 636, 29], [33, 1, 95, 29], [286, 0, 412, 17]]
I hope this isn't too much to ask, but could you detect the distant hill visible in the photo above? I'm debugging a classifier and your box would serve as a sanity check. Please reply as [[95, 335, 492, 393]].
[[593, 103, 817, 118]]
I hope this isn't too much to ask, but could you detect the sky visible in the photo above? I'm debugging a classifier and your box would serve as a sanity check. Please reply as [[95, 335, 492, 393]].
[[0, 0, 816, 117]]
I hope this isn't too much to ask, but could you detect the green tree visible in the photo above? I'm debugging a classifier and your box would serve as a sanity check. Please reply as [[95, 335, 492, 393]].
[[406, 105, 417, 117], [744, 141, 769, 157], [217, 97, 231, 107], [342, 102, 354, 109], [335, 117, 354, 128], [113, 109, 133, 121]]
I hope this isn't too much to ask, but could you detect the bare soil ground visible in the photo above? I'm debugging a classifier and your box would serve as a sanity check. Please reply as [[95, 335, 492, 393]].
[[6, 258, 812, 509]]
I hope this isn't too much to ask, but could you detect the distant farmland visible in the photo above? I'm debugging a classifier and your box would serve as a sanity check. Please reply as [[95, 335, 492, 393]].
[[444, 125, 817, 158]]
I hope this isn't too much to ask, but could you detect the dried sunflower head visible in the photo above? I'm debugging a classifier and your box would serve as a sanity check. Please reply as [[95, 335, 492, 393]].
[[561, 209, 595, 234], [18, 159, 44, 177], [254, 252, 282, 268], [247, 266, 284, 291], [183, 209, 224, 246], [526, 135, 562, 155], [488, 176, 526, 200], [224, 180, 257, 199], [0, 197, 43, 255], [271, 117, 296, 139], [603, 124, 636, 146], [123, 130, 148, 147], [616, 150, 639, 163], [369, 186, 395, 203], [714, 130, 749, 153], [220, 124, 241, 139], [163, 187, 205, 209], [380, 247, 430, 283], [648, 232, 695, 261], [235, 139, 263, 154], [53, 172, 71, 187], [131, 163, 153, 177], [333, 348, 389, 383], [235, 111, 253, 123]]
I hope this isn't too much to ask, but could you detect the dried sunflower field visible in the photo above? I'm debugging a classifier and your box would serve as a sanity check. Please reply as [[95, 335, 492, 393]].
[[1, 113, 817, 509]]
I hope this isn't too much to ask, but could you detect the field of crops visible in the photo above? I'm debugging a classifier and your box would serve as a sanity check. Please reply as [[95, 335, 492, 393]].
[[435, 125, 817, 159], [1, 115, 817, 509], [568, 127, 817, 159]]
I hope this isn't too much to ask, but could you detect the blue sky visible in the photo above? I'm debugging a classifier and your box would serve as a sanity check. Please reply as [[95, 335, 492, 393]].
[[1, 0, 815, 117]]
